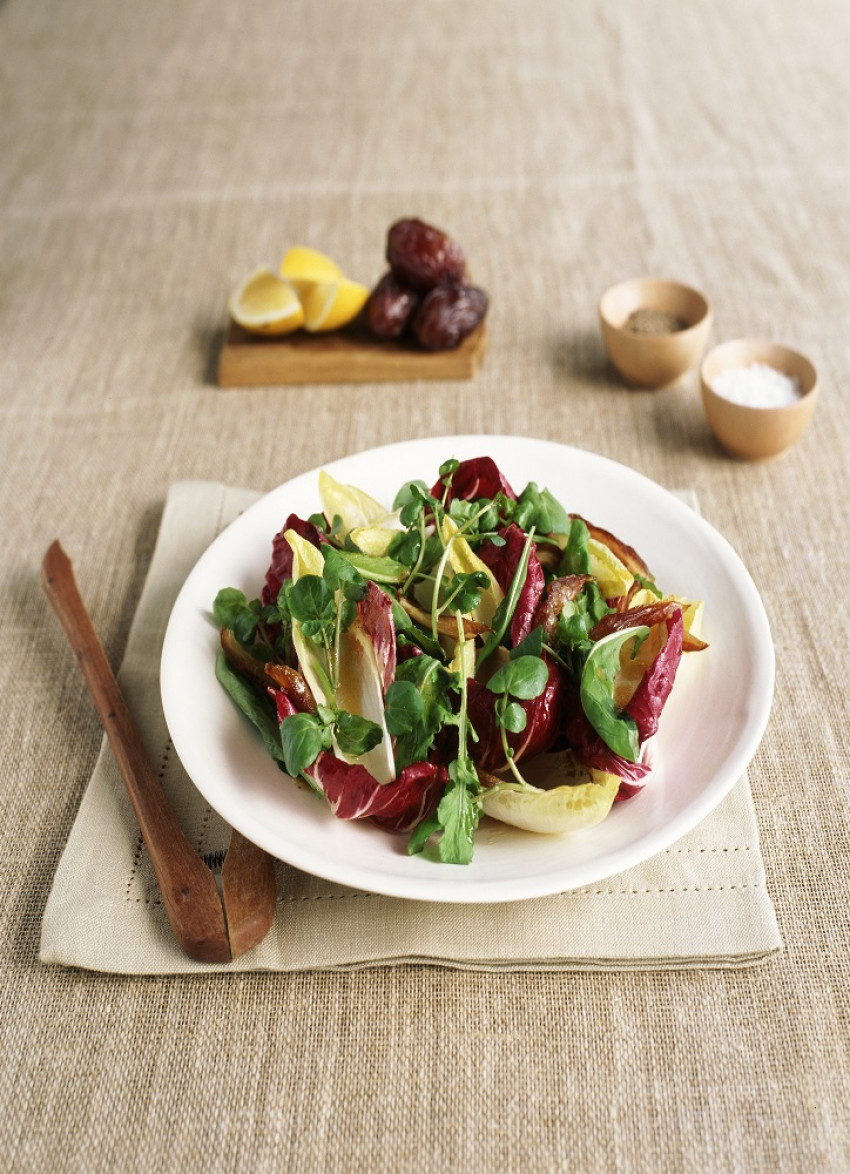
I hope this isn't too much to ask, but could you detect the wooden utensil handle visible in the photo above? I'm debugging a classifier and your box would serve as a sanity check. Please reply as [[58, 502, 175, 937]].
[[42, 541, 231, 963]]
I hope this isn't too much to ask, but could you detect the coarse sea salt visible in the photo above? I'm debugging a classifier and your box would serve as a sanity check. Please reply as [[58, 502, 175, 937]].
[[712, 362, 803, 408]]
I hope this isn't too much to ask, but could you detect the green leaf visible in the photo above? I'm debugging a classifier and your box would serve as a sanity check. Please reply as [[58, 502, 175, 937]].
[[436, 758, 481, 865], [561, 516, 591, 576], [407, 809, 441, 856], [510, 625, 544, 660], [486, 654, 549, 700], [441, 569, 491, 616], [580, 626, 650, 762], [539, 487, 570, 534], [280, 712, 324, 776], [288, 575, 335, 627], [391, 655, 459, 770], [393, 479, 430, 512], [396, 626, 445, 662], [334, 710, 384, 757], [214, 652, 286, 763], [502, 701, 527, 733], [384, 680, 426, 736], [635, 573, 662, 599], [388, 527, 422, 567], [515, 482, 570, 535], [321, 546, 364, 592], [213, 587, 248, 629], [330, 549, 407, 585]]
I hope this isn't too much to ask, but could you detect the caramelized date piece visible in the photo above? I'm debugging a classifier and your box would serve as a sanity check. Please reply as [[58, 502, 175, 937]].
[[412, 284, 488, 351], [386, 218, 467, 290], [365, 271, 420, 340]]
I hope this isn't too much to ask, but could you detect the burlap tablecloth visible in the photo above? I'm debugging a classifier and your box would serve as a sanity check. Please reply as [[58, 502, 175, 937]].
[[2, 1, 849, 1170]]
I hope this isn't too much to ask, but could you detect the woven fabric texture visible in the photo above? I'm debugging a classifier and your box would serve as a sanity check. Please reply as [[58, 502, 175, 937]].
[[2, 0, 849, 1170]]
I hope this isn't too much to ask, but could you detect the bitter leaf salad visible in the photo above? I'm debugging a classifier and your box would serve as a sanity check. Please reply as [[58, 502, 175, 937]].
[[213, 456, 708, 865]]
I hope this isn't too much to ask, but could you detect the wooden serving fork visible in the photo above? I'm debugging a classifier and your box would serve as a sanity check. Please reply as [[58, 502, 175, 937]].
[[42, 540, 277, 963]]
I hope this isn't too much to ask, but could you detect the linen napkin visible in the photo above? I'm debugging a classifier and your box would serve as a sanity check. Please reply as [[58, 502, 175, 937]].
[[40, 481, 782, 974]]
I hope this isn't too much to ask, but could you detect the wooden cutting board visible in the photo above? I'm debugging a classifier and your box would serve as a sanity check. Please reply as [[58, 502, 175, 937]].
[[217, 320, 487, 387]]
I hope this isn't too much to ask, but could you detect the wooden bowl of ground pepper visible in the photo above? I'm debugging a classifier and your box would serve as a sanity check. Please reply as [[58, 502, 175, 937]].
[[599, 277, 713, 389]]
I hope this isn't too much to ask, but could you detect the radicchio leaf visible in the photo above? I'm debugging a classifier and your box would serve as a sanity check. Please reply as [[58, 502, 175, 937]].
[[430, 456, 517, 508], [590, 601, 684, 742], [478, 523, 546, 647], [467, 659, 564, 772], [562, 696, 653, 789], [272, 687, 300, 724], [310, 753, 446, 833], [624, 608, 683, 741], [262, 513, 328, 605], [358, 581, 396, 694]]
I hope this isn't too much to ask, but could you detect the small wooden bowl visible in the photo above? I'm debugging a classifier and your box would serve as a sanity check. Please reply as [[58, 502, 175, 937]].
[[599, 277, 712, 389], [700, 339, 819, 460]]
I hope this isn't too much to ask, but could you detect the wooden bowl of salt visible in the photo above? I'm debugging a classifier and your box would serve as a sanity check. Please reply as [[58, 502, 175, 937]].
[[700, 339, 819, 460], [599, 277, 713, 389]]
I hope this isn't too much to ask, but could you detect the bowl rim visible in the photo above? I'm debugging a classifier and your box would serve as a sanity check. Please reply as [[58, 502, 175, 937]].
[[700, 338, 819, 409], [599, 276, 713, 337]]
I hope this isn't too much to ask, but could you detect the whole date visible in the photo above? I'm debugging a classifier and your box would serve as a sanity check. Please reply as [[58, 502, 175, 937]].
[[412, 284, 488, 351], [365, 272, 421, 340], [386, 218, 467, 290]]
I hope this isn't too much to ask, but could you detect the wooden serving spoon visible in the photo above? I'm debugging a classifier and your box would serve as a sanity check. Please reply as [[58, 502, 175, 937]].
[[41, 540, 277, 963]]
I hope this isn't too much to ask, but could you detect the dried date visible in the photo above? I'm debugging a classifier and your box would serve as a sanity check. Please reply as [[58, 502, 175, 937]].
[[412, 284, 488, 351], [365, 271, 421, 340], [386, 218, 467, 290]]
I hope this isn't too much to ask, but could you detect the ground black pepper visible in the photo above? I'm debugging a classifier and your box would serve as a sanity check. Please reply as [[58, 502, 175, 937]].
[[625, 307, 688, 335]]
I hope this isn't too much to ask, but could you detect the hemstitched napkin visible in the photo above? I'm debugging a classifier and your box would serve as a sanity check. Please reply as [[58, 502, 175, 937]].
[[40, 481, 782, 975]]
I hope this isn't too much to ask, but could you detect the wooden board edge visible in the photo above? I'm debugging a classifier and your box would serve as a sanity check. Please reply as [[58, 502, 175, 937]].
[[216, 323, 487, 387]]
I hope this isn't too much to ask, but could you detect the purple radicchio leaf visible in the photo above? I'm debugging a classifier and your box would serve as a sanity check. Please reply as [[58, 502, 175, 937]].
[[467, 658, 564, 773], [625, 608, 684, 741], [430, 456, 517, 508], [310, 753, 446, 833], [262, 514, 328, 606], [357, 581, 396, 695], [478, 523, 546, 647]]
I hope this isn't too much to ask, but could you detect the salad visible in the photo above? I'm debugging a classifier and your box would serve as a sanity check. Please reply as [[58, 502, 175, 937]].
[[213, 456, 708, 865]]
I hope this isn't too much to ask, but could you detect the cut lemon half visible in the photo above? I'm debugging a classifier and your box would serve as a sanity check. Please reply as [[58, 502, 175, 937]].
[[228, 266, 305, 336], [299, 278, 370, 333]]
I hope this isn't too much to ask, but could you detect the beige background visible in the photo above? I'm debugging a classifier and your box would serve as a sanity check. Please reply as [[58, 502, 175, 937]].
[[2, 1, 849, 1170]]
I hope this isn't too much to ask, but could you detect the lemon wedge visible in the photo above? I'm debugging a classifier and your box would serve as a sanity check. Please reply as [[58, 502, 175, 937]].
[[281, 246, 344, 284], [298, 277, 370, 333], [227, 266, 305, 336]]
